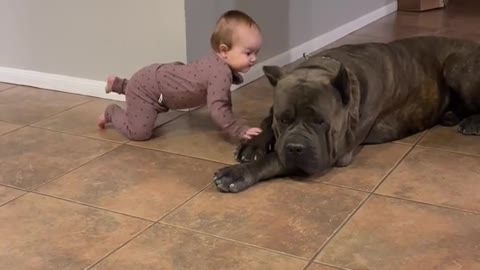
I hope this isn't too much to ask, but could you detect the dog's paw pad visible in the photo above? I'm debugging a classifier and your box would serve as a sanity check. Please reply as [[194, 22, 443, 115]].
[[458, 115, 480, 135]]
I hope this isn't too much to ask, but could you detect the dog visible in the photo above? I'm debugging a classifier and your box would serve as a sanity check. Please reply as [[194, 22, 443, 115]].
[[214, 35, 480, 193]]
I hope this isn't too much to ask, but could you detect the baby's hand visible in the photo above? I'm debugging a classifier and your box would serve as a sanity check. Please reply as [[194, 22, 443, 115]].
[[242, 127, 263, 140]]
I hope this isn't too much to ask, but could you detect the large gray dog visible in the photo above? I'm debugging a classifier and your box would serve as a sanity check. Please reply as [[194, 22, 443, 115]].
[[214, 35, 480, 193]]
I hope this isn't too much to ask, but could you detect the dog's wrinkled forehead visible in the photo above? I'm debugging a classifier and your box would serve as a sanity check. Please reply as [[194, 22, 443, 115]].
[[280, 56, 341, 90], [277, 68, 334, 95]]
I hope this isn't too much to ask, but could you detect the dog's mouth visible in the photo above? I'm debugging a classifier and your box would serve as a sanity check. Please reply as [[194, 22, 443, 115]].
[[277, 143, 329, 175]]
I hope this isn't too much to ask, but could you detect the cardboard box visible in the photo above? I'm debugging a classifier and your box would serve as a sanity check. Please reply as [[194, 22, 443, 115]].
[[398, 0, 448, 12]]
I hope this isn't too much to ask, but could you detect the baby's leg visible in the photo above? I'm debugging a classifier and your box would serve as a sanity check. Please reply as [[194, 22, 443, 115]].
[[103, 101, 158, 141], [101, 64, 166, 140], [103, 78, 159, 141], [105, 76, 129, 94]]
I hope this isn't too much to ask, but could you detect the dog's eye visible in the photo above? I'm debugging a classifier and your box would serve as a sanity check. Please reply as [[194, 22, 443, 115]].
[[313, 118, 324, 125], [280, 119, 290, 124]]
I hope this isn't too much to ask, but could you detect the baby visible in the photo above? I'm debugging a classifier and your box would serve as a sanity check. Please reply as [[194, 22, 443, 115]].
[[99, 10, 263, 142]]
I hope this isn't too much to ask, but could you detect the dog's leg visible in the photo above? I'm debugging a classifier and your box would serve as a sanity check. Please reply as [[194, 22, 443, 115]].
[[214, 152, 290, 193], [443, 51, 480, 135], [439, 110, 461, 126], [235, 107, 276, 163]]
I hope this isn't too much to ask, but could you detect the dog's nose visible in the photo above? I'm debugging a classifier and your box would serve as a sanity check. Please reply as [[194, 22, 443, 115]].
[[286, 143, 305, 154]]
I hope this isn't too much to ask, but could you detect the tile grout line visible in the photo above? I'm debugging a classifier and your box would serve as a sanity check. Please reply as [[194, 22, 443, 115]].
[[30, 144, 123, 191], [373, 193, 480, 216], [30, 191, 156, 223], [370, 129, 428, 193], [30, 177, 371, 267], [307, 262, 353, 270], [302, 126, 480, 267], [84, 223, 157, 270], [124, 143, 235, 166], [9, 153, 365, 266], [154, 184, 214, 223], [311, 180, 375, 194], [0, 124, 28, 137], [303, 130, 429, 269], [0, 192, 30, 208], [1, 145, 122, 209], [84, 182, 215, 269], [25, 98, 95, 126], [28, 125, 130, 144], [0, 85, 18, 93], [415, 144, 480, 158], [156, 221, 312, 262], [302, 141, 419, 269], [0, 183, 29, 192], [301, 195, 371, 270]]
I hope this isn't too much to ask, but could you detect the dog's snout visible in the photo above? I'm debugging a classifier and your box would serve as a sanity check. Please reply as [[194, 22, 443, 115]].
[[286, 143, 305, 154]]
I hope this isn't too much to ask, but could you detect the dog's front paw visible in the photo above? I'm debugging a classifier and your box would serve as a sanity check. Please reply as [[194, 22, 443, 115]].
[[234, 141, 273, 163], [458, 115, 480, 135], [213, 165, 253, 193]]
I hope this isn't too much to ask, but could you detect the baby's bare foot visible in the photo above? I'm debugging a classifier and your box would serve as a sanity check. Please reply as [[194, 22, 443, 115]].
[[98, 113, 107, 129], [105, 76, 116, 93]]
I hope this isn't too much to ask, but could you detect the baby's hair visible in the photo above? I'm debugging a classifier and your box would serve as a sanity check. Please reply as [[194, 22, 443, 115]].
[[210, 10, 260, 52]]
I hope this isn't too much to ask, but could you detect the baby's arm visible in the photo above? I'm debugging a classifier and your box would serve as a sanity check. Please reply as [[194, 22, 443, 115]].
[[206, 77, 252, 140]]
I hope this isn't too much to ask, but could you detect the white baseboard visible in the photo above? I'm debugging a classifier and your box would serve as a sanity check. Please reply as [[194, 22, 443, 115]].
[[0, 67, 125, 101], [0, 1, 397, 98]]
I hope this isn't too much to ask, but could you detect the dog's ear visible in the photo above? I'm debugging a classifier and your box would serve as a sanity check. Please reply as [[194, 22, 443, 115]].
[[332, 64, 350, 105], [263, 65, 283, 86]]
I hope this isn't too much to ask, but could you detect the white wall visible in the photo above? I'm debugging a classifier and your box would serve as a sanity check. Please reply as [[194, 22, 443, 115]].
[[0, 0, 186, 81]]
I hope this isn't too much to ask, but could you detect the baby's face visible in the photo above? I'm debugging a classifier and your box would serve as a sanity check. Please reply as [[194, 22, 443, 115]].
[[224, 24, 263, 73]]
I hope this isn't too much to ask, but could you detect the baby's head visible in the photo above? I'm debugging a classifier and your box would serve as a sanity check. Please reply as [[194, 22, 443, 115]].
[[211, 10, 263, 73]]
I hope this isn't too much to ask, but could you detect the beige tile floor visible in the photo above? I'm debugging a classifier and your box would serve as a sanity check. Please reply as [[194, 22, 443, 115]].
[[1, 1, 480, 269]]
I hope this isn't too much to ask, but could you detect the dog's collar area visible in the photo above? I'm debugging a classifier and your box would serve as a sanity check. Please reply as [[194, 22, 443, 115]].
[[302, 52, 312, 60], [302, 53, 338, 63]]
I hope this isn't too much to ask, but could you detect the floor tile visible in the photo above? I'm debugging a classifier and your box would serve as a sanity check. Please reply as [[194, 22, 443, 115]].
[[0, 186, 26, 206], [394, 130, 426, 145], [375, 10, 448, 30], [0, 82, 15, 91], [91, 224, 307, 270], [162, 181, 367, 258], [376, 147, 480, 213], [0, 127, 119, 189], [418, 126, 480, 156], [305, 263, 343, 270], [32, 98, 185, 143], [128, 108, 237, 164], [0, 86, 91, 124], [350, 22, 437, 41], [321, 34, 392, 51], [316, 195, 480, 270], [0, 193, 151, 270], [128, 79, 273, 164], [232, 77, 274, 121], [313, 143, 411, 191], [38, 145, 217, 220], [0, 121, 21, 136], [434, 28, 480, 42], [433, 15, 480, 41]]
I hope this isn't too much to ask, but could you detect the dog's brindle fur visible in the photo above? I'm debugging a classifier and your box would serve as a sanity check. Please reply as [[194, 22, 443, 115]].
[[214, 36, 480, 193]]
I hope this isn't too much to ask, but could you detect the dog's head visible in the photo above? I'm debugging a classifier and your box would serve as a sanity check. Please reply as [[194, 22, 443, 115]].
[[263, 58, 359, 174]]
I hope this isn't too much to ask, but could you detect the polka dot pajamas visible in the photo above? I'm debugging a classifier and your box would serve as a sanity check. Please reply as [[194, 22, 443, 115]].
[[103, 52, 250, 141], [104, 64, 168, 141]]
